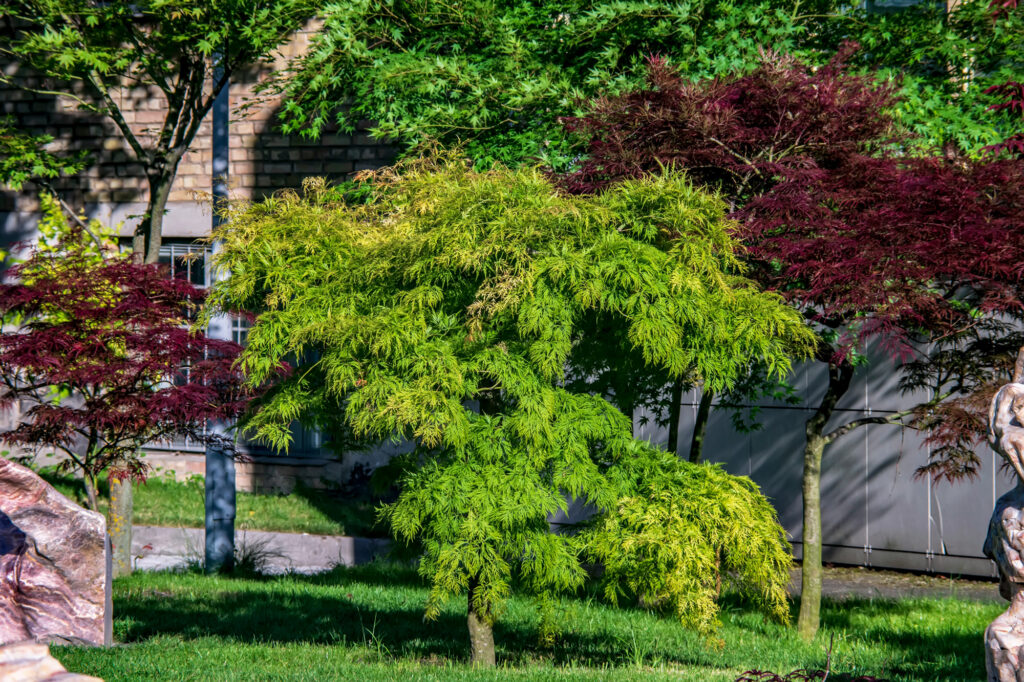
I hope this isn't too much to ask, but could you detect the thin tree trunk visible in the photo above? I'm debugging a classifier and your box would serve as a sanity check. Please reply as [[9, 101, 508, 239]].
[[135, 164, 179, 264], [689, 387, 714, 464], [467, 578, 496, 667], [797, 431, 825, 640], [796, 361, 854, 640], [123, 162, 181, 582], [623, 399, 636, 438], [469, 386, 498, 666], [82, 474, 100, 513], [108, 475, 133, 578], [666, 378, 684, 455]]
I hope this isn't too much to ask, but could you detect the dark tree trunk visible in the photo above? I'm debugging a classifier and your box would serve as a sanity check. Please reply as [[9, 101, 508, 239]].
[[83, 473, 100, 513], [666, 378, 684, 455], [797, 430, 825, 640], [689, 386, 714, 464], [796, 361, 854, 641], [468, 386, 499, 666], [135, 160, 181, 264]]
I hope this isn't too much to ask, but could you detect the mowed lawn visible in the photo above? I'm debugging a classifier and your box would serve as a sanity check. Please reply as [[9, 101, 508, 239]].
[[41, 470, 385, 537], [56, 563, 999, 681]]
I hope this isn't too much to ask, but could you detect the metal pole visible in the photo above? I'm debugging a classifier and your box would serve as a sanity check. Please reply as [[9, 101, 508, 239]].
[[205, 52, 235, 573]]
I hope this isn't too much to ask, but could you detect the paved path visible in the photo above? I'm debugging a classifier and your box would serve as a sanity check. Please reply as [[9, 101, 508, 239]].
[[787, 565, 1000, 602], [131, 526, 389, 574], [131, 525, 1003, 602]]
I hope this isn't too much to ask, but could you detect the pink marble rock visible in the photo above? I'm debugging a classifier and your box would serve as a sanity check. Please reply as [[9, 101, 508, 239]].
[[0, 641, 102, 681], [0, 458, 110, 646]]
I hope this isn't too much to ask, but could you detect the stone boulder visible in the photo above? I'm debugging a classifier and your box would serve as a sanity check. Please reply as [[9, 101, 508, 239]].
[[0, 458, 111, 646], [0, 641, 103, 681]]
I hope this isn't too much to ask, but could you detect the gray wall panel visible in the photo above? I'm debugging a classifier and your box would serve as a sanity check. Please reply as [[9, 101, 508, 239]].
[[861, 424, 930, 556], [642, 352, 1014, 577], [740, 409, 807, 528], [820, 424, 871, 550]]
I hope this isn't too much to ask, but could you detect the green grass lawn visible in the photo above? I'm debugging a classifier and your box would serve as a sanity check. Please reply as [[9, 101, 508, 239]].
[[40, 469, 385, 537], [54, 562, 999, 681]]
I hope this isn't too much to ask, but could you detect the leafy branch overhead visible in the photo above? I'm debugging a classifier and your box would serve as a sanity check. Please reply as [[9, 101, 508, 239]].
[[852, 0, 1024, 155], [209, 158, 812, 658], [274, 0, 1023, 170], [0, 117, 86, 191], [271, 0, 848, 168], [0, 0, 313, 262]]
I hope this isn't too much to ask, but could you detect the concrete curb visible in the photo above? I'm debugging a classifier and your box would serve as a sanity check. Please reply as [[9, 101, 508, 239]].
[[131, 526, 390, 574]]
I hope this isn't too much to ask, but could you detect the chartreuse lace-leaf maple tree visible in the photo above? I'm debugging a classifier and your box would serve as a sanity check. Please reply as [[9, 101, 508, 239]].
[[209, 157, 814, 665]]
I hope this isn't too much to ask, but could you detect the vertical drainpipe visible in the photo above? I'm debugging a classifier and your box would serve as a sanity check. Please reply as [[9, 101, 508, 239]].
[[205, 50, 235, 573]]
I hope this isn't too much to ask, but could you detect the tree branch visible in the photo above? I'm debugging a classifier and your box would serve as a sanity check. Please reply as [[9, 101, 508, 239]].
[[823, 391, 953, 444], [34, 183, 107, 252], [83, 71, 149, 163], [0, 76, 101, 113]]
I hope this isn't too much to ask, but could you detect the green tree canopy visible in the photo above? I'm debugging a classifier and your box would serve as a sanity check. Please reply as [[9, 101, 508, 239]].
[[274, 1, 1023, 166], [209, 157, 812, 663], [272, 0, 843, 167], [852, 0, 1024, 155]]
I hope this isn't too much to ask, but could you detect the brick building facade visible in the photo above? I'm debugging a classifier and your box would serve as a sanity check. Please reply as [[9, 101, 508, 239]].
[[1, 22, 395, 233]]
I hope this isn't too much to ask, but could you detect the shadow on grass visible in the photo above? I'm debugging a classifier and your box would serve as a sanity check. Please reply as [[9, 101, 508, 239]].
[[288, 482, 389, 538], [118, 565, 462, 662], [111, 565, 992, 678], [816, 596, 991, 680]]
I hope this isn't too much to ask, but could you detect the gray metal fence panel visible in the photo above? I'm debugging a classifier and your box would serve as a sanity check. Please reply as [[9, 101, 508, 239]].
[[637, 347, 1016, 578]]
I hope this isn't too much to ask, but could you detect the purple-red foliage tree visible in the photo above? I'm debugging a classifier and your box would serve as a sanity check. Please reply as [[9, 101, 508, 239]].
[[745, 151, 1024, 462], [560, 47, 1024, 640], [560, 44, 897, 203], [0, 231, 249, 511]]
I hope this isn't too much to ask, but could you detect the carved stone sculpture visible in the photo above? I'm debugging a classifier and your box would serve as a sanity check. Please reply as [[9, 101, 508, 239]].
[[0, 458, 111, 646], [0, 641, 102, 681], [984, 482, 1024, 681], [989, 382, 1024, 483], [984, 350, 1024, 681]]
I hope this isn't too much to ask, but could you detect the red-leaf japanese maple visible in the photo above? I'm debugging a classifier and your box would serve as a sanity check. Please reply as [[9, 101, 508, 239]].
[[560, 46, 1024, 640], [560, 43, 898, 203], [0, 229, 248, 511]]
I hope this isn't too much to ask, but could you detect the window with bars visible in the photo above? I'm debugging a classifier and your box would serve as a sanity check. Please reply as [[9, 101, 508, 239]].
[[151, 243, 211, 450], [146, 242, 325, 456], [231, 314, 250, 346], [159, 242, 210, 287]]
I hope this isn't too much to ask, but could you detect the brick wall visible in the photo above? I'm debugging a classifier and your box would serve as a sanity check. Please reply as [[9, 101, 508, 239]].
[[0, 21, 397, 234]]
